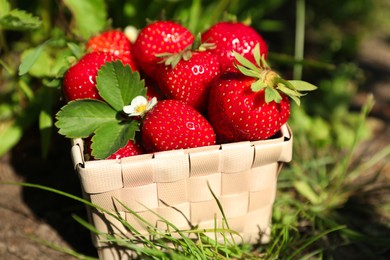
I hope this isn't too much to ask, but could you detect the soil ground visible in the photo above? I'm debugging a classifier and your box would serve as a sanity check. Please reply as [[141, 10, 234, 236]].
[[1, 37, 390, 259]]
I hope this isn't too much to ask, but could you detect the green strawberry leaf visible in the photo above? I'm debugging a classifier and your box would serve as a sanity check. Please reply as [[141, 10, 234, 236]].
[[265, 87, 282, 104], [288, 80, 318, 91], [165, 53, 183, 68], [63, 0, 107, 39], [251, 80, 268, 92], [96, 61, 146, 112], [18, 40, 52, 76], [0, 0, 11, 17], [67, 42, 84, 59], [0, 8, 42, 30], [0, 121, 23, 158], [56, 96, 142, 159], [56, 61, 147, 159], [91, 120, 139, 159], [278, 84, 301, 106], [233, 42, 317, 106], [55, 99, 117, 138], [289, 95, 301, 106], [277, 84, 304, 98], [236, 64, 260, 78], [233, 51, 260, 72], [253, 43, 262, 67], [182, 50, 192, 61]]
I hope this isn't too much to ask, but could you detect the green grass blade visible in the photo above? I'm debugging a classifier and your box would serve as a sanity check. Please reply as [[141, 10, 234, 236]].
[[293, 0, 305, 80], [287, 225, 346, 260]]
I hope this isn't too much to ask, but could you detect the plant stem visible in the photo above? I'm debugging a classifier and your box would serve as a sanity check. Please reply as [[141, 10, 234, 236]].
[[268, 52, 335, 71], [293, 0, 305, 80], [188, 0, 201, 34]]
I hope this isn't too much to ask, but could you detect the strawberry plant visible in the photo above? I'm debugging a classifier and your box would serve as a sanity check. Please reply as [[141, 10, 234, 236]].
[[56, 61, 146, 159]]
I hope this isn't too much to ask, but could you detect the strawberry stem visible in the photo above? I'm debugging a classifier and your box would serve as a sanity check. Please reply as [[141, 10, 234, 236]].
[[234, 43, 317, 105], [155, 33, 215, 69]]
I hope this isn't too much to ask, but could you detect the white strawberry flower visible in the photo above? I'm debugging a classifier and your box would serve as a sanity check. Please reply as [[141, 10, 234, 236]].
[[124, 25, 139, 43], [123, 96, 157, 117]]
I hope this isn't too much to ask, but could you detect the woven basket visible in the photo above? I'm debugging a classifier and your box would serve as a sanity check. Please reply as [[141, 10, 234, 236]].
[[71, 124, 293, 260]]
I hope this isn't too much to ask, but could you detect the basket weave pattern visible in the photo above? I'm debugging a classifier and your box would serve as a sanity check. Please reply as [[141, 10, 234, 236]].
[[71, 124, 293, 260]]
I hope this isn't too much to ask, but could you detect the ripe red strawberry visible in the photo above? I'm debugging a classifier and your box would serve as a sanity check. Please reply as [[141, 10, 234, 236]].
[[107, 140, 144, 159], [157, 50, 221, 113], [86, 30, 138, 71], [208, 44, 316, 143], [201, 21, 268, 73], [208, 74, 290, 143], [63, 52, 117, 101], [141, 99, 216, 152], [133, 21, 195, 79]]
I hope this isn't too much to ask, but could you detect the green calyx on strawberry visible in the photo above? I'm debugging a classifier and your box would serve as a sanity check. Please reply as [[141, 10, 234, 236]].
[[155, 34, 220, 112], [155, 33, 216, 68], [234, 43, 317, 106], [207, 43, 317, 143]]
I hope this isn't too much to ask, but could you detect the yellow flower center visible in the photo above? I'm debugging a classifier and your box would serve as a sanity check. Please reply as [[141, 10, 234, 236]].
[[135, 104, 147, 114]]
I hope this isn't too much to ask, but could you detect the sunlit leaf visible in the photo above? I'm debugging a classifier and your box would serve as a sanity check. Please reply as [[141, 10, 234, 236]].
[[289, 95, 301, 106], [0, 8, 41, 30], [0, 121, 23, 157], [251, 80, 267, 92], [293, 181, 320, 204], [96, 61, 146, 112], [67, 42, 84, 59], [0, 0, 11, 17], [63, 0, 107, 39], [253, 43, 261, 67], [265, 87, 282, 103], [91, 120, 139, 159], [277, 84, 303, 105], [236, 65, 260, 78], [233, 51, 259, 71], [18, 40, 51, 76], [18, 79, 34, 101], [43, 78, 61, 88], [55, 99, 117, 138], [288, 80, 318, 91], [277, 84, 304, 97]]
